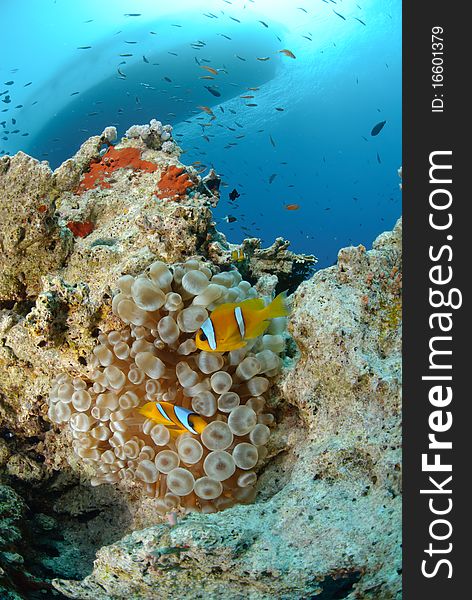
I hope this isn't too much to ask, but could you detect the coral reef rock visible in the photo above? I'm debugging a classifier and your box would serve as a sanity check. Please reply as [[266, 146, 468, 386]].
[[54, 220, 402, 600], [0, 123, 401, 600]]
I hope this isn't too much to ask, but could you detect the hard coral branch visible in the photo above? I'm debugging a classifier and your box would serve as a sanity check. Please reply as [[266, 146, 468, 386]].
[[155, 165, 194, 200], [76, 147, 157, 193]]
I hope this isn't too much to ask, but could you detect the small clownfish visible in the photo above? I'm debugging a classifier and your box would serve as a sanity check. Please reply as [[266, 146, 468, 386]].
[[195, 292, 289, 353], [139, 401, 207, 435], [231, 248, 245, 263]]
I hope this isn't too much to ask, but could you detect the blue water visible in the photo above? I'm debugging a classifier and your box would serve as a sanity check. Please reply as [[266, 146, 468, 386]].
[[0, 0, 401, 268]]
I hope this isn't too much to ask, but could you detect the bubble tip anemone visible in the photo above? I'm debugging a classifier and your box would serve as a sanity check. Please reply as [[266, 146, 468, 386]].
[[48, 257, 286, 513]]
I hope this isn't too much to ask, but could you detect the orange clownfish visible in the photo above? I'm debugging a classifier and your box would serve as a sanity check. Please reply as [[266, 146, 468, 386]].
[[195, 292, 289, 353], [139, 401, 207, 435]]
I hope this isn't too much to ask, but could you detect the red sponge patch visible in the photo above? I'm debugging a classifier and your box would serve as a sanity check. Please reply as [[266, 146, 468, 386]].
[[76, 147, 157, 193]]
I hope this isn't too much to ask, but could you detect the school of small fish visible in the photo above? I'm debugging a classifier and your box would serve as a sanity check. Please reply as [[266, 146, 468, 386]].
[[0, 1, 394, 262]]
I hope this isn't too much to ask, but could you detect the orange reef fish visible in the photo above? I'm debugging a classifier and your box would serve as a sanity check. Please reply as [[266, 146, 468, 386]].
[[285, 203, 300, 211], [198, 105, 214, 116], [201, 65, 219, 75], [139, 401, 207, 434], [279, 49, 296, 59], [196, 292, 289, 352]]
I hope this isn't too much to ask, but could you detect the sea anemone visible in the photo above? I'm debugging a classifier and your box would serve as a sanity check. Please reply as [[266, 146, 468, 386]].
[[48, 258, 286, 513]]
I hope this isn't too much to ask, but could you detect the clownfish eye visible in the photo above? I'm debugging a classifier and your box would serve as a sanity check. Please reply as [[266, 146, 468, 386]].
[[199, 331, 207, 342]]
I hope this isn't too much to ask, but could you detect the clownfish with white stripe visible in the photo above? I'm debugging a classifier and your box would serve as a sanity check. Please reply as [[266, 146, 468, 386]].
[[231, 248, 246, 263], [139, 401, 207, 435], [195, 291, 289, 353]]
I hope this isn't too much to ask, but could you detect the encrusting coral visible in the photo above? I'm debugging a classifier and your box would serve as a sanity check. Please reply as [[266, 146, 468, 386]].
[[66, 220, 95, 238], [76, 146, 158, 193], [155, 165, 195, 200], [48, 258, 285, 514]]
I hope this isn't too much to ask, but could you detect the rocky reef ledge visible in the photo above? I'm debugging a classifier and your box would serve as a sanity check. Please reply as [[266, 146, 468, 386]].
[[0, 124, 401, 600]]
